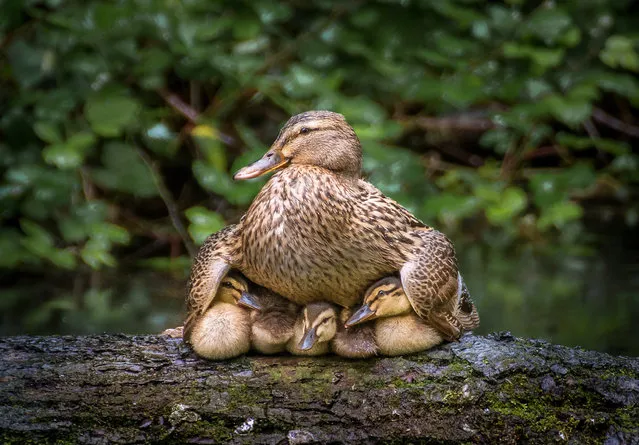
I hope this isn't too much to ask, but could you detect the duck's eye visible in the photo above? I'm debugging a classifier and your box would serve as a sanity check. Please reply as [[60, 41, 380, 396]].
[[299, 127, 310, 135], [221, 281, 233, 288]]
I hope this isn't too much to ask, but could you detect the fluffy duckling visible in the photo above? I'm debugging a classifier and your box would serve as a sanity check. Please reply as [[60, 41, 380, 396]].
[[238, 287, 299, 354], [183, 272, 252, 360], [286, 303, 379, 358], [346, 275, 479, 356], [331, 308, 379, 359], [287, 302, 338, 356]]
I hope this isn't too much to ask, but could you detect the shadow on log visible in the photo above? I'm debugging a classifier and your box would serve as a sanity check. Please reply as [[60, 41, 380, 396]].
[[1, 332, 638, 444]]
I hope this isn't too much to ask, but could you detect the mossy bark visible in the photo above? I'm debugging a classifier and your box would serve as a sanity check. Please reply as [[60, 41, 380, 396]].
[[1, 332, 637, 444]]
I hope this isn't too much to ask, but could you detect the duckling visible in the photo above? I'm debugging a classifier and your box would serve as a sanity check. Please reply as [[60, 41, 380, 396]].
[[331, 308, 379, 359], [226, 111, 467, 340], [237, 287, 299, 354], [286, 302, 337, 356], [183, 272, 251, 360], [345, 275, 479, 356], [286, 303, 379, 358]]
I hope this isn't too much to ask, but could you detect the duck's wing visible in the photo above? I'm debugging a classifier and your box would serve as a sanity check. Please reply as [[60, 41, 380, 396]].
[[184, 224, 240, 341], [456, 273, 480, 331], [355, 180, 425, 231], [399, 227, 462, 341]]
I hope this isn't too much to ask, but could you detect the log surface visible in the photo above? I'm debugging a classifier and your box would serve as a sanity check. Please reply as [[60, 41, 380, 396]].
[[1, 332, 638, 444]]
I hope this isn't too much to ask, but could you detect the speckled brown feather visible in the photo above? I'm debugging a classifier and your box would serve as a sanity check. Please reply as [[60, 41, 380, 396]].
[[239, 165, 428, 307], [456, 274, 480, 330], [230, 111, 464, 340], [184, 224, 241, 342]]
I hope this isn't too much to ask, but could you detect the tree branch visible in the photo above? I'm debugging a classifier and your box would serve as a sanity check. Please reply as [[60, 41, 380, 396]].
[[1, 333, 637, 444], [136, 147, 196, 257], [592, 107, 639, 138]]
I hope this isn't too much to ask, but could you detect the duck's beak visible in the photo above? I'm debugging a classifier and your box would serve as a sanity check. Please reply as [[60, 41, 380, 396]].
[[345, 304, 376, 327], [237, 292, 262, 310], [298, 327, 318, 351], [234, 149, 290, 180]]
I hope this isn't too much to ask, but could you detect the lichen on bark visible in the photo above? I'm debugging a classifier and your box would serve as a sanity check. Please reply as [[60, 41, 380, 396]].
[[0, 332, 637, 444]]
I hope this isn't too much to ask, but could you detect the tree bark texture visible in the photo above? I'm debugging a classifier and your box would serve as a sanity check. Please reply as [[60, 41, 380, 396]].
[[1, 332, 637, 444]]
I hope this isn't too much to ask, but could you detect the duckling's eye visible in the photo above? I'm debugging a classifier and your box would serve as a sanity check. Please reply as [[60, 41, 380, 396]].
[[377, 290, 388, 297], [221, 281, 233, 288], [299, 127, 310, 135]]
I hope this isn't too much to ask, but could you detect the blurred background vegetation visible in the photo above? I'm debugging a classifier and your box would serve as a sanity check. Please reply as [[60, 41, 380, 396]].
[[1, 0, 638, 356]]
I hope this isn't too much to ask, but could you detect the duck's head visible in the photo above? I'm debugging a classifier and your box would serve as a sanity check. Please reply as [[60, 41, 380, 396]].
[[234, 111, 362, 180], [345, 277, 411, 327], [217, 273, 262, 310], [298, 302, 338, 351]]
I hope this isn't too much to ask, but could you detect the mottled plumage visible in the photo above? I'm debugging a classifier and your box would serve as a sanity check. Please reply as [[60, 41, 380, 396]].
[[189, 110, 468, 342]]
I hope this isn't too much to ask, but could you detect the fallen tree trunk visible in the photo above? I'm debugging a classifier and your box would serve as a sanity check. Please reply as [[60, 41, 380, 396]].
[[0, 332, 637, 444]]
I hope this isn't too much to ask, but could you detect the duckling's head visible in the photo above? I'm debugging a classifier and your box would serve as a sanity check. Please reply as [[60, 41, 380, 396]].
[[217, 273, 262, 310], [298, 302, 338, 351], [345, 277, 411, 327], [234, 111, 362, 180]]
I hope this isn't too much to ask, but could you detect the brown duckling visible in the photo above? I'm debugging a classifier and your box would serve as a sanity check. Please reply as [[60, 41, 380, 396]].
[[287, 302, 338, 356], [286, 303, 379, 358], [237, 287, 299, 354], [331, 307, 379, 359]]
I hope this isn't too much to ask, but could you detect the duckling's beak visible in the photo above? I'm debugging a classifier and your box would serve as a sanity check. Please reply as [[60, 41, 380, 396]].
[[299, 327, 318, 351], [237, 292, 262, 311], [345, 304, 376, 327], [234, 149, 290, 180]]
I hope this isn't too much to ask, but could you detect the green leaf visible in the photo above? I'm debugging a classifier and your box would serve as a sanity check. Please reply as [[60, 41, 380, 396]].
[[232, 13, 261, 40], [485, 187, 527, 223], [538, 201, 583, 230], [185, 206, 226, 245], [600, 36, 639, 72], [192, 124, 227, 171], [33, 122, 63, 144], [503, 43, 564, 72], [524, 7, 572, 45], [542, 95, 592, 127], [91, 143, 158, 197], [43, 132, 96, 169], [0, 229, 30, 268], [81, 238, 116, 269], [86, 95, 141, 137]]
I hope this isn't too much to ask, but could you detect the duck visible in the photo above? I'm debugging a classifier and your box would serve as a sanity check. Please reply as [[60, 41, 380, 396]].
[[286, 302, 379, 358], [331, 307, 379, 359], [287, 302, 337, 356], [183, 271, 252, 360], [345, 275, 480, 356], [237, 285, 300, 354], [190, 110, 468, 342]]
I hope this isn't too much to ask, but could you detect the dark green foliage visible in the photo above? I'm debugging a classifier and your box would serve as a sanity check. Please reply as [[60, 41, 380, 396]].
[[1, 1, 638, 340]]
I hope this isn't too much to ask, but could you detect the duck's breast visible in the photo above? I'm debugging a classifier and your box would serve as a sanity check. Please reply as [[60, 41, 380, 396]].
[[239, 167, 402, 305]]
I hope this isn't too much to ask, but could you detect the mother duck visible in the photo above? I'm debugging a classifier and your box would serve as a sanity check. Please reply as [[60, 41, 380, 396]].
[[190, 111, 464, 340]]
